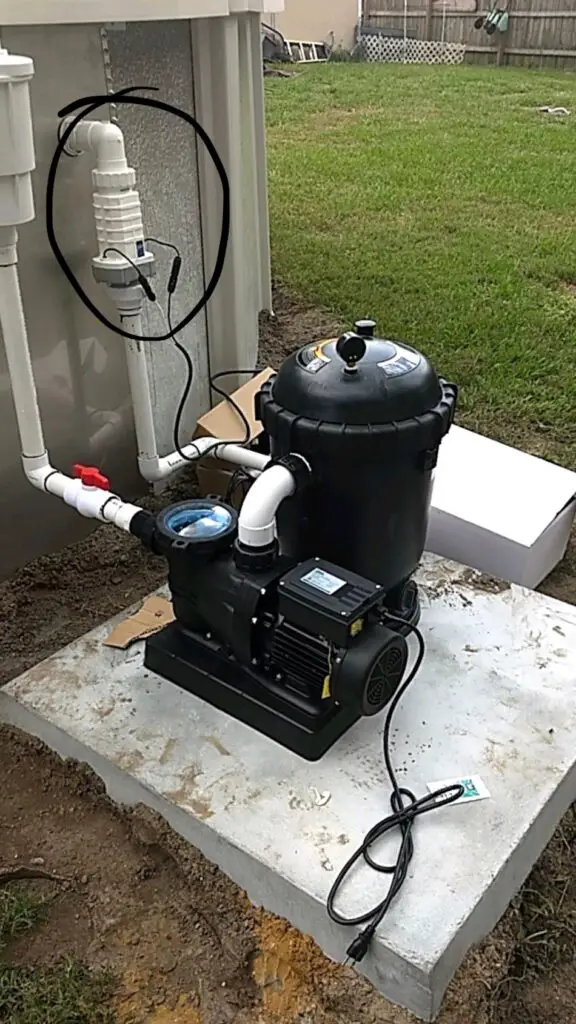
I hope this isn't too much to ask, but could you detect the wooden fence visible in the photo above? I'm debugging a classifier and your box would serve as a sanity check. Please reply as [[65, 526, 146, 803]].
[[362, 0, 576, 69]]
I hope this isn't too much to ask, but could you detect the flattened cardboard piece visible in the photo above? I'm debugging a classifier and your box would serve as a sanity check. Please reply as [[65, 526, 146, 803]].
[[104, 596, 174, 650]]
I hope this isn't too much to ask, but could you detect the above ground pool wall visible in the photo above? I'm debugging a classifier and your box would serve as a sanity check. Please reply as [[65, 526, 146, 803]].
[[0, 16, 269, 578]]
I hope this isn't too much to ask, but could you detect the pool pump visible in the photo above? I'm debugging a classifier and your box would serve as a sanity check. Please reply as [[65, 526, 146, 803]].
[[132, 320, 457, 759]]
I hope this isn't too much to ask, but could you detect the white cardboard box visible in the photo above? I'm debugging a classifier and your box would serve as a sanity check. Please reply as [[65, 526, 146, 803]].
[[427, 425, 576, 589]]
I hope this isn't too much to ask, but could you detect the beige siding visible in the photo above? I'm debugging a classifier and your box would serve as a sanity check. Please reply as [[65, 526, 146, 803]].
[[272, 0, 358, 49]]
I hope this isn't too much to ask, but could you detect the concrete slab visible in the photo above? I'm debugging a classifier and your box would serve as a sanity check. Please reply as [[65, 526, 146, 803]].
[[1, 555, 575, 1020]]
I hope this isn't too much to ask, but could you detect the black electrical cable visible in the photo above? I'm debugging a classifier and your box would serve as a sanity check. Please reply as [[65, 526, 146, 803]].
[[327, 615, 465, 965], [144, 237, 181, 258], [144, 237, 183, 298], [46, 86, 230, 343], [102, 247, 157, 303], [167, 288, 260, 464], [209, 370, 257, 444], [225, 467, 252, 504]]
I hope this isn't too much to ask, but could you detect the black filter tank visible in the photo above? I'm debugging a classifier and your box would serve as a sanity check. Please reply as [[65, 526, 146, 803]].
[[257, 319, 457, 614]]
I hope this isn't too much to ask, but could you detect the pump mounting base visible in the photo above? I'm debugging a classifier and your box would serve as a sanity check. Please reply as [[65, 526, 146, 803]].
[[144, 624, 360, 761]]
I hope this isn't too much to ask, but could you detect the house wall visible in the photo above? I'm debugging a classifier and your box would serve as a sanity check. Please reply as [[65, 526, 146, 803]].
[[272, 0, 359, 50]]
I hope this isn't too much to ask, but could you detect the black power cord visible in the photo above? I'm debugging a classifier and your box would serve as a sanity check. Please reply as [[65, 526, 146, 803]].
[[327, 614, 465, 964], [46, 86, 230, 343], [144, 237, 183, 299], [148, 234, 259, 466], [97, 227, 258, 467], [209, 370, 257, 442]]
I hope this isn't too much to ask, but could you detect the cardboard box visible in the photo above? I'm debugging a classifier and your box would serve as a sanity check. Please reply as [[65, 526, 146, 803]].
[[427, 425, 576, 589], [195, 367, 275, 506], [196, 463, 252, 510], [195, 367, 275, 458]]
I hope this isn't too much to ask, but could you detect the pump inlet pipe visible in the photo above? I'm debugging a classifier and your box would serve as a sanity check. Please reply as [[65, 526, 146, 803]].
[[0, 48, 143, 531], [0, 226, 143, 530]]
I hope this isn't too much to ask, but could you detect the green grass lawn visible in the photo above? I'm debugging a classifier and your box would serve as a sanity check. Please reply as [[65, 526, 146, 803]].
[[265, 64, 576, 465], [0, 884, 115, 1023]]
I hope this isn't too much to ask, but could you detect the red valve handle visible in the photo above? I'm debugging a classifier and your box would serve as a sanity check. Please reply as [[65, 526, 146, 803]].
[[72, 464, 110, 490]]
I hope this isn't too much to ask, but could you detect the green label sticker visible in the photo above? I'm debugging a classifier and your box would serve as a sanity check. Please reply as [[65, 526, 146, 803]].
[[426, 774, 491, 805], [460, 778, 481, 799]]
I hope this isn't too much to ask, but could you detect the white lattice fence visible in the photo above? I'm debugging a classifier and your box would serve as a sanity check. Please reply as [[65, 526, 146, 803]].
[[360, 34, 466, 65]]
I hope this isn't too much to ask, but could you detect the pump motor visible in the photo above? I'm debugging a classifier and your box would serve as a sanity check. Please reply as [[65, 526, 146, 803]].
[[135, 319, 457, 759]]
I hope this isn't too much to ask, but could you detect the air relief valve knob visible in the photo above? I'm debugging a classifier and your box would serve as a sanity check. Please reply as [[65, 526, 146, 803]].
[[336, 331, 367, 374]]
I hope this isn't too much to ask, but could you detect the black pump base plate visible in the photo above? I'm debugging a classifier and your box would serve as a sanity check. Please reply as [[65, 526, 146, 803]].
[[144, 624, 361, 761]]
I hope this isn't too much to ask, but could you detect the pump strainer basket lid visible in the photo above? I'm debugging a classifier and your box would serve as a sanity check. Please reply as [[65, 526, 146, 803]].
[[164, 503, 234, 539]]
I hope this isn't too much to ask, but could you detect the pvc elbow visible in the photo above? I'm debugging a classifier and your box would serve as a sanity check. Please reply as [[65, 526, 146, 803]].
[[62, 117, 128, 173], [25, 463, 59, 493], [142, 448, 209, 483], [90, 121, 127, 173], [137, 455, 166, 484], [238, 464, 296, 548], [25, 465, 84, 508]]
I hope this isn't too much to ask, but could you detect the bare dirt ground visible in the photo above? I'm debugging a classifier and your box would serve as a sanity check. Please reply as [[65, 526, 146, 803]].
[[1, 285, 575, 1023]]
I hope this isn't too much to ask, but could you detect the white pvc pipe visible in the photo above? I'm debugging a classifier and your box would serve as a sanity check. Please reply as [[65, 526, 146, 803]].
[[238, 463, 296, 548], [154, 438, 270, 482], [213, 443, 270, 471], [0, 229, 46, 459], [26, 464, 143, 531], [61, 118, 128, 174], [0, 227, 142, 532], [122, 312, 161, 482]]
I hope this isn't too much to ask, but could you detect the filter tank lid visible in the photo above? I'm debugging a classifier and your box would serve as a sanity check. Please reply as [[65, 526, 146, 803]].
[[271, 320, 443, 427]]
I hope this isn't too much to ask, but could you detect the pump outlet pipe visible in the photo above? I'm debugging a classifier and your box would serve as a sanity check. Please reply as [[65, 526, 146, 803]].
[[237, 455, 311, 548]]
